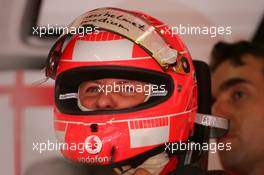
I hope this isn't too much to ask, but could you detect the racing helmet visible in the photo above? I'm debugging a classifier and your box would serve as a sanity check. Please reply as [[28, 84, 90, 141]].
[[46, 7, 198, 166]]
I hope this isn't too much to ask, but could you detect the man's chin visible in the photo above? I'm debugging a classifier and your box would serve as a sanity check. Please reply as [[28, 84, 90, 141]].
[[217, 135, 236, 154], [217, 135, 243, 171]]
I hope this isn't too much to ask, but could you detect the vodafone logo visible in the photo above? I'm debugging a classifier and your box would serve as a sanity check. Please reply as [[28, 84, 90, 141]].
[[85, 135, 102, 154]]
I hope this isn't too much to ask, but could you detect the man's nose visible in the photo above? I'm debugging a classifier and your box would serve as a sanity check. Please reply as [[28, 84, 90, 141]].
[[212, 98, 232, 119], [95, 93, 117, 110]]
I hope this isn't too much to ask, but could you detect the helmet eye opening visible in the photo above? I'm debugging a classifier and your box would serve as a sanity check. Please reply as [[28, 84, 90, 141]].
[[55, 66, 174, 115]]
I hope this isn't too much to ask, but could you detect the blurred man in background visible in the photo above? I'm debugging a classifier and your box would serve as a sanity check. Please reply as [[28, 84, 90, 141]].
[[210, 41, 264, 175]]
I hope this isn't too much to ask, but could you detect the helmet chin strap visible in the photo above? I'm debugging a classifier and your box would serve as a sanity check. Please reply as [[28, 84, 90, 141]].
[[195, 113, 229, 138]]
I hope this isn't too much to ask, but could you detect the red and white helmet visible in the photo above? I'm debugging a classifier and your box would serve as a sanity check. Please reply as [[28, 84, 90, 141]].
[[46, 7, 198, 166]]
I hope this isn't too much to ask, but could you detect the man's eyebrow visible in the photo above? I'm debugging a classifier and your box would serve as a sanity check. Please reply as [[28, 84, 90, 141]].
[[219, 78, 251, 92]]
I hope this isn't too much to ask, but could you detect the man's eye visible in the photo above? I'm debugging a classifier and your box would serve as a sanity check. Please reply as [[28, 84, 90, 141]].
[[86, 87, 100, 93], [232, 90, 245, 101]]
